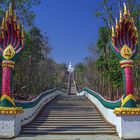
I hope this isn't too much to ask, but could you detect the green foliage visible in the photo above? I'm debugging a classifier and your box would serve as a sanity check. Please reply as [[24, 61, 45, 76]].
[[96, 27, 122, 89], [0, 0, 41, 27], [75, 63, 87, 73], [74, 63, 87, 88], [0, 1, 68, 99], [97, 27, 110, 52], [75, 26, 122, 99], [13, 26, 68, 99], [75, 0, 139, 100]]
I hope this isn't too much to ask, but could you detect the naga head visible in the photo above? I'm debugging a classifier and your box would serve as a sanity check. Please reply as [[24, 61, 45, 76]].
[[110, 3, 138, 60], [0, 4, 25, 62]]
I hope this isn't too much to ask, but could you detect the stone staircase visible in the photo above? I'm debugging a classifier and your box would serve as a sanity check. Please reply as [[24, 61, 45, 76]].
[[69, 83, 77, 95], [22, 95, 116, 135]]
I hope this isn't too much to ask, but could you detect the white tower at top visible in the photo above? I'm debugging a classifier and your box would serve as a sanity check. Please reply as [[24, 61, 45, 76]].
[[68, 61, 74, 72]]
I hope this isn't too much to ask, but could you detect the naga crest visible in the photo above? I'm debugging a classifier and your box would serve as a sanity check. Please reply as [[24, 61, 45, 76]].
[[0, 4, 25, 61], [111, 3, 138, 60]]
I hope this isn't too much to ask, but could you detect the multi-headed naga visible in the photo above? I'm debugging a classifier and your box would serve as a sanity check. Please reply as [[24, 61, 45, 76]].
[[0, 4, 25, 110], [110, 3, 138, 108]]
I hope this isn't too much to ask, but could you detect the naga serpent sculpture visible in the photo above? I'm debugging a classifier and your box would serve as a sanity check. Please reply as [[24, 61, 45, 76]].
[[110, 3, 138, 110], [0, 4, 25, 113]]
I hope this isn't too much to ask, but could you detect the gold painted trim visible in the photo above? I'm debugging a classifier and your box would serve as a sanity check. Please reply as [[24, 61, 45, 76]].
[[120, 44, 133, 59], [1, 95, 16, 106], [114, 108, 140, 115], [121, 94, 136, 107], [120, 60, 133, 63], [2, 64, 15, 69], [0, 107, 23, 114], [3, 44, 16, 60], [2, 60, 15, 69], [120, 64, 133, 68], [120, 60, 133, 68]]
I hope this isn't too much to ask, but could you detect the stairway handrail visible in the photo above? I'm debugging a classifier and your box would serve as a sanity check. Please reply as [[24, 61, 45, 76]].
[[78, 88, 121, 109], [15, 88, 65, 108]]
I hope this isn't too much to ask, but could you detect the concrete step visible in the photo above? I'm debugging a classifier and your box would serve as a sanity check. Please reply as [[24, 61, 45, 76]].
[[29, 122, 108, 126], [41, 110, 98, 113], [22, 127, 115, 131], [22, 130, 116, 135], [22, 94, 116, 135], [40, 112, 99, 115], [35, 117, 104, 120], [48, 101, 94, 104], [39, 112, 99, 114], [30, 121, 107, 126], [33, 120, 106, 123], [37, 116, 102, 119], [24, 125, 113, 128], [39, 113, 101, 116], [44, 106, 96, 108]]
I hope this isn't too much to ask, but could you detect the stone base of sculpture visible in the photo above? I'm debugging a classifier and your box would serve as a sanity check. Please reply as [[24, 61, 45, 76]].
[[116, 115, 140, 139], [0, 114, 22, 138]]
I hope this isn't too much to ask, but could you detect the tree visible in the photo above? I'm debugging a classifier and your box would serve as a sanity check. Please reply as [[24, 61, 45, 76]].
[[84, 0, 139, 100], [74, 63, 87, 90], [0, 0, 41, 27]]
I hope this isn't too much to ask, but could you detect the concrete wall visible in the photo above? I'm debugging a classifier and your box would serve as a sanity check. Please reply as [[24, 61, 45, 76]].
[[0, 114, 21, 138], [77, 91, 117, 125], [0, 89, 63, 138], [21, 89, 62, 125], [78, 90, 140, 139]]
